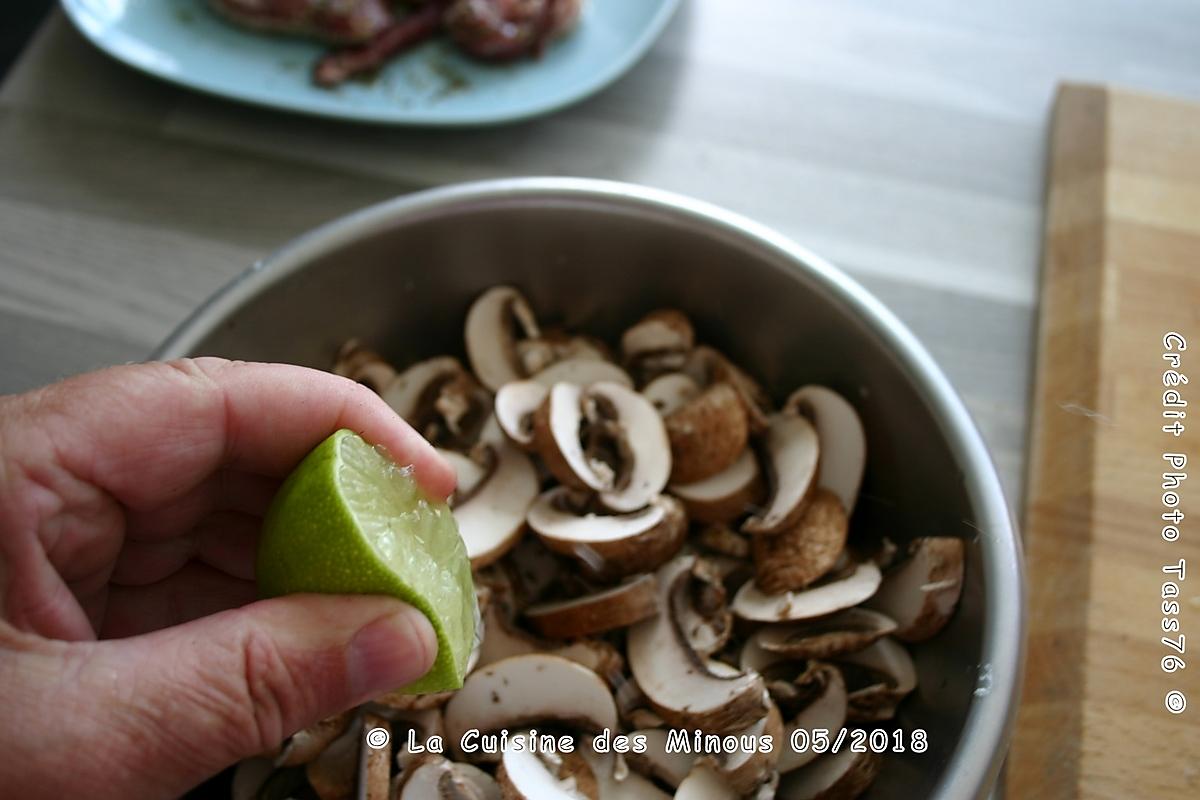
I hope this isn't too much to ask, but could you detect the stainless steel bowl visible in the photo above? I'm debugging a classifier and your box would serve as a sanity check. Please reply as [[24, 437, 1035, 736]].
[[155, 177, 1024, 799]]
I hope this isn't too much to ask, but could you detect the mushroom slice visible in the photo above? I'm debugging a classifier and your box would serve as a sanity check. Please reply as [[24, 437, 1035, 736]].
[[751, 489, 848, 594], [678, 558, 734, 657], [675, 763, 739, 800], [498, 737, 599, 800], [454, 439, 539, 568], [733, 562, 882, 623], [625, 729, 698, 788], [672, 448, 764, 525], [837, 637, 917, 721], [333, 339, 396, 393], [495, 380, 550, 449], [695, 522, 752, 559], [443, 654, 619, 760], [306, 716, 362, 800], [588, 382, 672, 512], [628, 556, 767, 733], [684, 347, 771, 433], [367, 707, 443, 771], [642, 372, 701, 416], [665, 383, 750, 484], [741, 413, 820, 535], [380, 355, 466, 422], [533, 383, 612, 492], [357, 713, 391, 800], [581, 748, 673, 800], [466, 286, 542, 391], [751, 609, 898, 661], [784, 386, 867, 514], [714, 700, 783, 794], [525, 574, 658, 638], [776, 748, 881, 800], [527, 488, 687, 581], [533, 357, 634, 388], [776, 668, 849, 774], [864, 536, 965, 642], [397, 756, 502, 800], [438, 448, 491, 506], [621, 309, 695, 361], [275, 711, 353, 766]]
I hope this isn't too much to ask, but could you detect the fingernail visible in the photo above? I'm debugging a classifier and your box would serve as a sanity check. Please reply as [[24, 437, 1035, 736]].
[[347, 606, 437, 700]]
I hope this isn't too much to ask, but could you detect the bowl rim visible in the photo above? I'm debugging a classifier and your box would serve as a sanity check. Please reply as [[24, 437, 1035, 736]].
[[154, 177, 1026, 799]]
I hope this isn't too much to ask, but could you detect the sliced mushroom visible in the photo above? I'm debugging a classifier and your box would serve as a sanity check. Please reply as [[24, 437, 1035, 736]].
[[333, 339, 396, 393], [837, 637, 917, 721], [621, 309, 695, 361], [665, 383, 750, 484], [532, 356, 634, 388], [275, 711, 353, 766], [628, 556, 766, 733], [695, 522, 752, 559], [783, 386, 867, 514], [498, 737, 599, 800], [231, 758, 273, 800], [495, 380, 550, 449], [397, 755, 502, 800], [443, 654, 619, 760], [683, 347, 771, 433], [306, 716, 362, 800], [675, 763, 739, 800], [500, 536, 566, 609], [864, 536, 965, 642], [525, 574, 658, 639], [581, 748, 673, 800], [751, 489, 848, 594], [357, 713, 390, 800], [527, 488, 687, 581], [776, 748, 881, 800], [532, 382, 611, 492], [714, 699, 782, 794], [625, 729, 698, 788], [776, 667, 848, 774], [518, 330, 609, 376], [733, 562, 882, 623], [672, 448, 764, 525], [751, 609, 898, 661], [642, 372, 701, 416], [369, 707, 443, 772], [742, 413, 819, 535], [452, 438, 539, 568], [466, 286, 542, 391], [591, 382, 672, 511], [380, 355, 466, 422], [677, 558, 734, 657]]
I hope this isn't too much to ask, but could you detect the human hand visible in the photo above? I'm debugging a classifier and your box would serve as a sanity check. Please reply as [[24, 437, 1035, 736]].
[[0, 358, 456, 799]]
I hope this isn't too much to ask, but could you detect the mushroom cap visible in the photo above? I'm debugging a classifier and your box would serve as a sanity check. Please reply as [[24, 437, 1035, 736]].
[[497, 739, 599, 800], [732, 562, 882, 623], [533, 382, 611, 492], [380, 355, 467, 422], [357, 713, 391, 800], [665, 383, 750, 485], [397, 755, 502, 800], [864, 536, 965, 642], [684, 347, 771, 433], [625, 729, 698, 788], [628, 556, 767, 733], [776, 668, 849, 773], [452, 438, 539, 569], [672, 448, 764, 525], [784, 386, 867, 514], [642, 372, 701, 416], [466, 286, 541, 391], [527, 488, 687, 581], [531, 357, 633, 388], [742, 413, 820, 535], [443, 654, 619, 759], [837, 636, 917, 722], [751, 489, 848, 594], [588, 381, 672, 512], [715, 700, 783, 794], [525, 573, 658, 639], [275, 711, 353, 767]]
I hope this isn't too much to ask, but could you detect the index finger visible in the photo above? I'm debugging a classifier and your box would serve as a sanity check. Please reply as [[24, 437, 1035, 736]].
[[37, 358, 456, 511]]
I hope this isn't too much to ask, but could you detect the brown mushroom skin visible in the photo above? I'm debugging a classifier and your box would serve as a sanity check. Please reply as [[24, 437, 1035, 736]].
[[892, 536, 965, 642], [537, 496, 689, 582], [665, 383, 750, 484], [752, 489, 848, 594], [530, 393, 592, 491]]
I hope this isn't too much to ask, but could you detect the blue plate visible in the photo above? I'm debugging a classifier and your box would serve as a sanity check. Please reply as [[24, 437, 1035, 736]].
[[61, 0, 681, 126]]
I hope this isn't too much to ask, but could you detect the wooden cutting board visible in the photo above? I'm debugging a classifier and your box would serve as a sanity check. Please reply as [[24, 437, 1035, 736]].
[[1007, 84, 1200, 798]]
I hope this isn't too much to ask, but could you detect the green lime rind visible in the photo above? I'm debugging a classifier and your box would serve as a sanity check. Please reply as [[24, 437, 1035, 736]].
[[257, 429, 476, 695]]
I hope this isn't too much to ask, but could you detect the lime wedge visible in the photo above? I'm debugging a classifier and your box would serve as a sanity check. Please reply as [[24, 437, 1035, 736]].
[[257, 429, 476, 694]]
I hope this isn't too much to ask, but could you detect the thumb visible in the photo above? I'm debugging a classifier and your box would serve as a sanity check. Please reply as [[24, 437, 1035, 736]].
[[5, 595, 436, 799]]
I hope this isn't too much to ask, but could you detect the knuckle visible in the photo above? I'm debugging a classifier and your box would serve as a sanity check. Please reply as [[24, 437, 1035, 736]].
[[235, 626, 308, 753]]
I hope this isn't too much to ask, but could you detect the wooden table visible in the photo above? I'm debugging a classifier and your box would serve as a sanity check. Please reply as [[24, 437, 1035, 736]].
[[2, 2, 1199, 792]]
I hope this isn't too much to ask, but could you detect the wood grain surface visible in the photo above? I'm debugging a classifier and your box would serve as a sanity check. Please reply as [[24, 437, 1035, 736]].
[[1008, 83, 1200, 798]]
